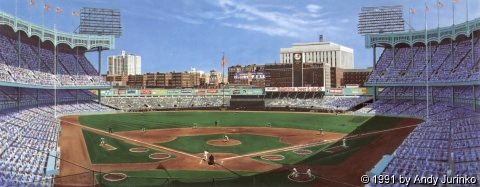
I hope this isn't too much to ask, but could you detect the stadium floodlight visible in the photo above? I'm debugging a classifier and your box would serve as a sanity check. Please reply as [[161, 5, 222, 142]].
[[79, 7, 122, 37], [357, 5, 405, 35]]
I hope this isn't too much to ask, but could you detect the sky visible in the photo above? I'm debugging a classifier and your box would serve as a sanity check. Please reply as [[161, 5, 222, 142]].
[[0, 0, 478, 74]]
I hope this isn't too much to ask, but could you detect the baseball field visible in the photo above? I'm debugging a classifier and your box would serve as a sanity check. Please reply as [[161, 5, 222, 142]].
[[55, 111, 422, 186]]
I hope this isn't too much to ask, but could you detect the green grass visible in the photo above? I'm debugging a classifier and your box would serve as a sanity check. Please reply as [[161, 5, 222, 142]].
[[79, 111, 373, 134], [299, 135, 380, 166], [253, 143, 332, 165], [97, 170, 258, 187], [158, 134, 289, 155], [82, 130, 174, 164]]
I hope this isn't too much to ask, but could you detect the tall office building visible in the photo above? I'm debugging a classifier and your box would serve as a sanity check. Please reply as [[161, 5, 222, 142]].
[[108, 50, 142, 76], [280, 41, 354, 69]]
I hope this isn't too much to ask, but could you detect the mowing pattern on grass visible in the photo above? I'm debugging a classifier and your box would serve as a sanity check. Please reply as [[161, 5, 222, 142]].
[[82, 130, 173, 164], [299, 135, 380, 166], [96, 170, 258, 187], [254, 143, 332, 165], [79, 112, 372, 133], [158, 134, 289, 155]]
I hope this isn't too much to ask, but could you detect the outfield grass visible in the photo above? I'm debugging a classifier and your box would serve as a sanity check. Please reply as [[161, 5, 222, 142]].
[[97, 170, 258, 187], [82, 130, 174, 164], [253, 143, 332, 165], [158, 134, 289, 155], [79, 111, 373, 133]]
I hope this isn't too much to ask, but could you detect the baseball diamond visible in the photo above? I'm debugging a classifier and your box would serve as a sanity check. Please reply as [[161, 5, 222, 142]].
[[1, 1, 478, 187]]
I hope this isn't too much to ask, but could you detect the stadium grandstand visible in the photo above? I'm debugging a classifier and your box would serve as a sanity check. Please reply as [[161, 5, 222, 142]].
[[0, 10, 115, 186], [359, 17, 480, 182], [1, 0, 479, 186]]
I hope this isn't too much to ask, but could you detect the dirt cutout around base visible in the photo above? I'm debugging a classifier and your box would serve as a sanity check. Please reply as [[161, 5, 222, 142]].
[[149, 153, 172, 160], [292, 149, 313, 155], [260, 155, 285, 161], [100, 144, 117, 151], [287, 173, 315, 182], [103, 173, 127, 182], [206, 139, 242, 146], [129, 147, 149, 153]]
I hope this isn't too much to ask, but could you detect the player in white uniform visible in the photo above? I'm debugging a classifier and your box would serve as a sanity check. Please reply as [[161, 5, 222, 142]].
[[223, 135, 229, 142], [291, 167, 299, 177], [203, 150, 209, 161]]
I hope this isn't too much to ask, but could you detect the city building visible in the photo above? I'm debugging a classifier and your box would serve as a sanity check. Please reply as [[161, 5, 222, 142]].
[[280, 39, 354, 69], [341, 68, 372, 87], [105, 69, 206, 89], [107, 50, 142, 76]]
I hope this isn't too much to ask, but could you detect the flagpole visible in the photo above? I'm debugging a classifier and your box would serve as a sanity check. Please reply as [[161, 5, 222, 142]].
[[437, 0, 440, 29], [222, 53, 225, 107]]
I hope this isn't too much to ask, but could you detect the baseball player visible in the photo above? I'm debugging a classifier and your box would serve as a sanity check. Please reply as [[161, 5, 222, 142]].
[[223, 135, 229, 142], [203, 150, 209, 161], [291, 167, 299, 177]]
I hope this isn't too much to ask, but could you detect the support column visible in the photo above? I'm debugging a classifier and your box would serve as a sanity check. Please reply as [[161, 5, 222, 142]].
[[373, 44, 376, 68], [452, 86, 455, 105], [38, 39, 41, 71], [17, 88, 20, 112], [36, 89, 39, 107], [431, 87, 435, 105], [413, 86, 416, 104], [372, 44, 377, 102], [393, 86, 396, 102], [98, 47, 102, 103], [473, 85, 477, 111], [18, 32, 21, 67], [392, 46, 396, 68]]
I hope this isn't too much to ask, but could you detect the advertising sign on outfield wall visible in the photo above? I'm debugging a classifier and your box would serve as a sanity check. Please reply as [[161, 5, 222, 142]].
[[265, 87, 278, 92], [140, 89, 152, 95], [103, 88, 265, 96], [207, 89, 218, 94], [265, 87, 321, 92], [154, 90, 167, 96]]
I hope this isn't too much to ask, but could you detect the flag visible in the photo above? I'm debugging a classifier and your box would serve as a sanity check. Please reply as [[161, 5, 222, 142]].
[[29, 0, 36, 6], [425, 3, 430, 12], [56, 7, 63, 13], [437, 0, 444, 8], [72, 10, 79, 16], [44, 4, 51, 11], [409, 8, 416, 14], [221, 54, 227, 67], [452, 0, 460, 4]]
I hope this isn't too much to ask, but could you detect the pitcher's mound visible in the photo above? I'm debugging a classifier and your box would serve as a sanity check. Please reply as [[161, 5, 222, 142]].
[[206, 139, 242, 146]]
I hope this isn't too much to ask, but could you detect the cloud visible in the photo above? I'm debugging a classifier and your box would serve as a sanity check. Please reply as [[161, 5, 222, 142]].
[[306, 4, 322, 13], [340, 18, 350, 23], [212, 0, 339, 38], [223, 23, 299, 37], [175, 15, 204, 24]]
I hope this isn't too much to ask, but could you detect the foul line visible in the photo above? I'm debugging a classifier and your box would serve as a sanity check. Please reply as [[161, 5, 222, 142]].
[[61, 119, 201, 159], [222, 138, 342, 161]]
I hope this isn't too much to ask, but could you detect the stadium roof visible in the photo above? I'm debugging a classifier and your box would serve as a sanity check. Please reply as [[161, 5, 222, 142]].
[[365, 18, 480, 48], [0, 10, 115, 50]]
